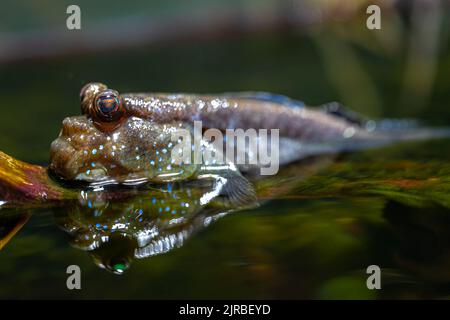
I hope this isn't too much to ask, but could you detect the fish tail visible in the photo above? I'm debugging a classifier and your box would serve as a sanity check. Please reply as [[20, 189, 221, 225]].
[[381, 127, 450, 142]]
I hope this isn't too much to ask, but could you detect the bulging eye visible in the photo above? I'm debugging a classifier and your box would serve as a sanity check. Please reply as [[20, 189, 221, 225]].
[[92, 89, 126, 127], [80, 82, 108, 115]]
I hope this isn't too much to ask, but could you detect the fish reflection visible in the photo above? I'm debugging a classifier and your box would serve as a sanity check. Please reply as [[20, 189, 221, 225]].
[[0, 155, 335, 275], [55, 180, 250, 274]]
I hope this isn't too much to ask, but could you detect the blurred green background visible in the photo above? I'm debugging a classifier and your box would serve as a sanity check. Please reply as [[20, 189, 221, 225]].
[[0, 0, 448, 163], [0, 0, 450, 299]]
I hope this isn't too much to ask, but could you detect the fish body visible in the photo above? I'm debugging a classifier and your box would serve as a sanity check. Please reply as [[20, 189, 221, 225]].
[[2, 83, 450, 272], [48, 83, 450, 206], [50, 84, 376, 183]]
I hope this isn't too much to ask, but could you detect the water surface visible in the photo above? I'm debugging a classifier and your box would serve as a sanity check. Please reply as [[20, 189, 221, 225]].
[[1, 34, 450, 299]]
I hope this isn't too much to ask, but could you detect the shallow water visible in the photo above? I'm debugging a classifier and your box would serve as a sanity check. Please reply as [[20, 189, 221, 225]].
[[1, 32, 450, 299]]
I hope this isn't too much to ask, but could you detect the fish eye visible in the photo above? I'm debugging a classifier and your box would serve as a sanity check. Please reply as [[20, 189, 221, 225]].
[[80, 82, 108, 115], [91, 89, 126, 130]]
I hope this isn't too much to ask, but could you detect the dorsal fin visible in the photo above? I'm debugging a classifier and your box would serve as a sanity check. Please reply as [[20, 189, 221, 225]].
[[320, 102, 369, 127], [321, 102, 421, 131], [222, 92, 305, 108]]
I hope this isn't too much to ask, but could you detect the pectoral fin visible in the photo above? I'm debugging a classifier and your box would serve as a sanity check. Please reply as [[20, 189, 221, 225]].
[[219, 171, 258, 208], [195, 168, 258, 209]]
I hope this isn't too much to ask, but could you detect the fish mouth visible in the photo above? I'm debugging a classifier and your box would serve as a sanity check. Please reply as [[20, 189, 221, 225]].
[[50, 115, 187, 184], [49, 135, 83, 181], [50, 136, 111, 183], [49, 115, 109, 181], [50, 116, 153, 184]]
